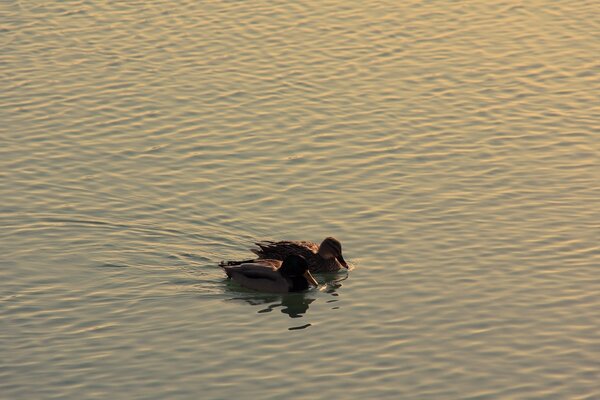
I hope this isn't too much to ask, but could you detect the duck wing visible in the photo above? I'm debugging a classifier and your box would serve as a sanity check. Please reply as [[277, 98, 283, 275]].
[[221, 260, 279, 276], [252, 240, 318, 261], [219, 258, 280, 268]]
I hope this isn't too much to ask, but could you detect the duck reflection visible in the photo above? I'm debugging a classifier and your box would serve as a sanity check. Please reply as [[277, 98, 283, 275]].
[[229, 293, 315, 318], [225, 272, 347, 319], [280, 294, 315, 318], [321, 273, 346, 296]]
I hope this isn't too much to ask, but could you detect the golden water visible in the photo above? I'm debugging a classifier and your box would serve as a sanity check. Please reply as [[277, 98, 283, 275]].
[[2, 1, 599, 398]]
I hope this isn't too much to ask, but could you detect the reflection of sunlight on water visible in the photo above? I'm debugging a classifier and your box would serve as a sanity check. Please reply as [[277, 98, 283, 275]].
[[224, 271, 349, 330]]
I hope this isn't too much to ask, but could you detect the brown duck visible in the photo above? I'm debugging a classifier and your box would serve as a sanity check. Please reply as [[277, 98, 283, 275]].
[[221, 237, 349, 273]]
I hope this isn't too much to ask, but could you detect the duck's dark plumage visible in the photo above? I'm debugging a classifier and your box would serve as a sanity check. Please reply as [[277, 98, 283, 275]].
[[220, 255, 318, 293], [251, 237, 348, 273]]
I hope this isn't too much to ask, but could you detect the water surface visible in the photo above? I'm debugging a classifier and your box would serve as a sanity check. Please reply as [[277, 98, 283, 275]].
[[2, 1, 599, 399]]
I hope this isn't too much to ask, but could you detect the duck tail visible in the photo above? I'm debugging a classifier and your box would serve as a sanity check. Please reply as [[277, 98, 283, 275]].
[[252, 241, 275, 257], [218, 259, 257, 267]]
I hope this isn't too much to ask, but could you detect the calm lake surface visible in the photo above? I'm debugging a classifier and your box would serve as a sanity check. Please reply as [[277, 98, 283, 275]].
[[2, 1, 599, 398]]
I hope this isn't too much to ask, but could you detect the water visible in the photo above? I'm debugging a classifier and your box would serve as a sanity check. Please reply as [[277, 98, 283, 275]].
[[2, 1, 599, 398]]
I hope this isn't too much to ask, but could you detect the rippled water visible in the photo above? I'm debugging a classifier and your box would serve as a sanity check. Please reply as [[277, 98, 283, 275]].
[[2, 1, 599, 398]]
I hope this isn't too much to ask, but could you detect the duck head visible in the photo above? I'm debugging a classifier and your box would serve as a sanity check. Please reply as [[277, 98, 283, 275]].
[[317, 237, 348, 268], [279, 254, 319, 289]]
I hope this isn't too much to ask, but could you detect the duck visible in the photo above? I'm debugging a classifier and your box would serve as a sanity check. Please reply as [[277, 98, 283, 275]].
[[223, 237, 349, 273], [220, 254, 319, 293]]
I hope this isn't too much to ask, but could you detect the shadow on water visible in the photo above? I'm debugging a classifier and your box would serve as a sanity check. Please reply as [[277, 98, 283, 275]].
[[224, 273, 349, 330], [227, 292, 315, 318]]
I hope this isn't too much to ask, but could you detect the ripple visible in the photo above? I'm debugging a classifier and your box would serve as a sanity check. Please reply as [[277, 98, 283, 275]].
[[2, 0, 600, 398]]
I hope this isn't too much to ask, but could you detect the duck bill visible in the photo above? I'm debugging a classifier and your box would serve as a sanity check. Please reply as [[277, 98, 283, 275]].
[[337, 255, 349, 269], [303, 270, 319, 287]]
